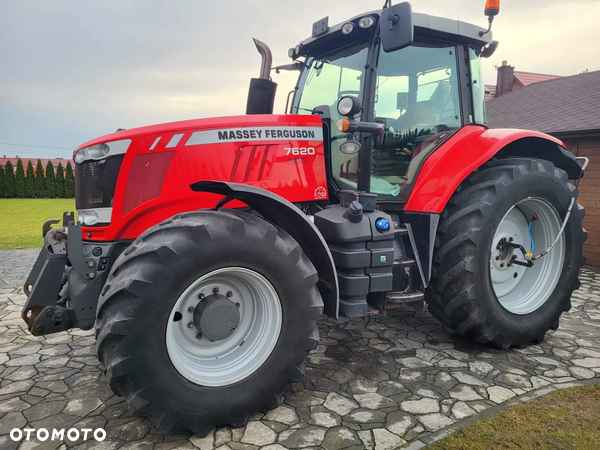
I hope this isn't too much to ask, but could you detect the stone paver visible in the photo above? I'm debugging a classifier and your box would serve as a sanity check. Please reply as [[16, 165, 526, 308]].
[[0, 248, 599, 448]]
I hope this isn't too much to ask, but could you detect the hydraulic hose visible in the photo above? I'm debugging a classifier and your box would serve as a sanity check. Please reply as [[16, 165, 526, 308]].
[[531, 157, 589, 262], [531, 197, 575, 261]]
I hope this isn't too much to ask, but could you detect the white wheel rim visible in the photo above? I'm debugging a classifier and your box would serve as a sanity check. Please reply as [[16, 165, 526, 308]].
[[490, 197, 565, 315], [166, 267, 282, 387]]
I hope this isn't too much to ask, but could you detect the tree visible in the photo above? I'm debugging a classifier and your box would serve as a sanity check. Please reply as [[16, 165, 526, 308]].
[[65, 161, 75, 198], [45, 161, 56, 198], [0, 165, 5, 198], [4, 160, 16, 198], [35, 159, 45, 198], [15, 158, 25, 198], [55, 162, 65, 198], [25, 160, 35, 198]]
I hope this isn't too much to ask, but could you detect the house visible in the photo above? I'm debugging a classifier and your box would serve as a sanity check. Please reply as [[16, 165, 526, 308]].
[[0, 155, 71, 175], [486, 69, 600, 265], [485, 61, 562, 101]]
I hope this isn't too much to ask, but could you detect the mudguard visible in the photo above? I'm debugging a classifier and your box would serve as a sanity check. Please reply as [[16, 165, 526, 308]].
[[191, 180, 339, 319], [404, 125, 583, 213]]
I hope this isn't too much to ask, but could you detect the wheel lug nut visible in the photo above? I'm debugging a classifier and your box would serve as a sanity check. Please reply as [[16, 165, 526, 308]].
[[187, 322, 194, 328], [509, 237, 514, 242], [235, 302, 240, 308], [500, 263, 505, 268], [227, 291, 233, 297], [198, 293, 204, 299], [188, 306, 195, 313], [213, 287, 219, 294], [196, 333, 202, 339], [495, 256, 500, 260]]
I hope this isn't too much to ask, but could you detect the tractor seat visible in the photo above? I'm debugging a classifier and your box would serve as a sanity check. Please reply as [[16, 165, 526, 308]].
[[394, 101, 436, 132]]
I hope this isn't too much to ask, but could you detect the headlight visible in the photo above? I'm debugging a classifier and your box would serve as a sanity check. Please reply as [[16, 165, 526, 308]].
[[337, 96, 362, 117], [78, 210, 99, 226], [74, 149, 85, 164], [87, 144, 110, 159], [340, 140, 361, 154], [358, 16, 375, 29], [341, 23, 354, 35]]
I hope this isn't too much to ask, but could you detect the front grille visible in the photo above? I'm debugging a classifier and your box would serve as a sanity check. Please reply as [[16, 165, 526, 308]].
[[75, 155, 125, 210]]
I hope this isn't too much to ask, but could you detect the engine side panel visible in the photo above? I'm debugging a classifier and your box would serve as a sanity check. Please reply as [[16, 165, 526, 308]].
[[78, 115, 328, 241], [403, 125, 569, 213]]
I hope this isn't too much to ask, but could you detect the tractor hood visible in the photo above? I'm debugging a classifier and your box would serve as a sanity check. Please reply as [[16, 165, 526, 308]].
[[73, 113, 328, 241], [75, 114, 323, 155]]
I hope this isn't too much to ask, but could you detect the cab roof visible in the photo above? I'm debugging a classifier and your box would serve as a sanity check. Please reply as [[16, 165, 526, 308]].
[[296, 9, 492, 58]]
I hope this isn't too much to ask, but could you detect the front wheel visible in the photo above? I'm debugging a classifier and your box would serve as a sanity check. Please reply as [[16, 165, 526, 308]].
[[95, 210, 323, 436], [426, 158, 586, 348]]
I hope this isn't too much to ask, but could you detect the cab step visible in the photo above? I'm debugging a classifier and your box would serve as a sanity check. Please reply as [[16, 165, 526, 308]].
[[386, 290, 425, 304], [394, 225, 408, 235], [393, 257, 416, 268]]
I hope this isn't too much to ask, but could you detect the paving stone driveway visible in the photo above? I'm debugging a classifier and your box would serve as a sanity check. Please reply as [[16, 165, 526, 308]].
[[1, 248, 600, 450]]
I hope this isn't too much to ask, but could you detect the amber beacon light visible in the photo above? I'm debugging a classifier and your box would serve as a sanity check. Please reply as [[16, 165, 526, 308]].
[[485, 0, 500, 17]]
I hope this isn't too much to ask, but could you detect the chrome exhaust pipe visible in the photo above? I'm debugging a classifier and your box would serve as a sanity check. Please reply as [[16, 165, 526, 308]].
[[253, 38, 273, 79]]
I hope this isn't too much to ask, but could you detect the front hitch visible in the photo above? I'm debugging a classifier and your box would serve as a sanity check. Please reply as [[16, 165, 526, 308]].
[[21, 211, 120, 336]]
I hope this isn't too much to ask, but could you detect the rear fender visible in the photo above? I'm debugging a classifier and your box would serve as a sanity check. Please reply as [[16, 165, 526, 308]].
[[191, 180, 339, 319], [404, 126, 583, 214]]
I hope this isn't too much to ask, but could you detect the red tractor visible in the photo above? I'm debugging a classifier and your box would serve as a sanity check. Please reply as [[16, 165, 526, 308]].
[[23, 0, 587, 436]]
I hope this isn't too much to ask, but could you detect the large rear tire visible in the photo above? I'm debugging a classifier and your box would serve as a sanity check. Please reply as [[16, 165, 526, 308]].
[[426, 158, 586, 348], [95, 210, 323, 436]]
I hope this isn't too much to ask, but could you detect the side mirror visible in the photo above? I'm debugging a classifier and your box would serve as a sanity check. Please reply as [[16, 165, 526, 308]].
[[396, 92, 409, 110], [380, 2, 414, 53]]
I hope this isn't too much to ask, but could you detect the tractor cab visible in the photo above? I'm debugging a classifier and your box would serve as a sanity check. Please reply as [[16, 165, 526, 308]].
[[288, 3, 496, 202]]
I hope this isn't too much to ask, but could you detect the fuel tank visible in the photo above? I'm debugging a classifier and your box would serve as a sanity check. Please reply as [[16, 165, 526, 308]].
[[74, 114, 328, 241]]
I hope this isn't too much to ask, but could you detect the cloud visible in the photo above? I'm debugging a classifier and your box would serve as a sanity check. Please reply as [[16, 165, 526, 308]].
[[1, 0, 599, 158]]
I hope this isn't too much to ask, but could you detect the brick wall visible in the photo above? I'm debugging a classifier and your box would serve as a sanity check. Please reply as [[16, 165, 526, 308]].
[[563, 137, 600, 266]]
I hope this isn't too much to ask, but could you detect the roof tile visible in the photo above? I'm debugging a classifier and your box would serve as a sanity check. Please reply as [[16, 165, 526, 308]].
[[486, 70, 600, 134]]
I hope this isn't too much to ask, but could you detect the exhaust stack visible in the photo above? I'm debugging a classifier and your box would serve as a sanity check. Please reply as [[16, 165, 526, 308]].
[[253, 38, 273, 79], [246, 38, 278, 115]]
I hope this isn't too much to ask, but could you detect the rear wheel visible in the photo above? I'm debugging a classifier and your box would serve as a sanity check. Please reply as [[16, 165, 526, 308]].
[[426, 158, 586, 348], [95, 210, 322, 436]]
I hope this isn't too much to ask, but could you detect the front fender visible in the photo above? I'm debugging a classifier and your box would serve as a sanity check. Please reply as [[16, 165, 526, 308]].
[[191, 180, 339, 319], [404, 125, 582, 214]]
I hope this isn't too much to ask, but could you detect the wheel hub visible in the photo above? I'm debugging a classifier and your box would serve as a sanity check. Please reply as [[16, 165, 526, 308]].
[[193, 294, 240, 341], [489, 198, 565, 315]]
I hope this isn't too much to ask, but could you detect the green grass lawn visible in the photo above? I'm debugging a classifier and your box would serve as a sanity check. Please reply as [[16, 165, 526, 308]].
[[0, 199, 76, 250], [428, 385, 600, 450]]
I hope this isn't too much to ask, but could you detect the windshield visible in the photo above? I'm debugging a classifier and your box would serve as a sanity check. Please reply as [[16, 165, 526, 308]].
[[292, 41, 369, 188], [292, 41, 368, 116]]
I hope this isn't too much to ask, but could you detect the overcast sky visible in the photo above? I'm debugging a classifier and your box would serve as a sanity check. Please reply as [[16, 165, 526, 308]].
[[1, 0, 599, 160]]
